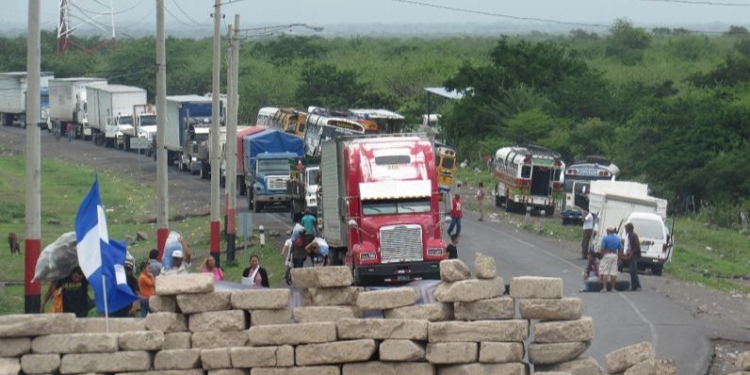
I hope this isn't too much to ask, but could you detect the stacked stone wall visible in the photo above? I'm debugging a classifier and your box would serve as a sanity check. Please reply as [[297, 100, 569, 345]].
[[0, 254, 678, 375]]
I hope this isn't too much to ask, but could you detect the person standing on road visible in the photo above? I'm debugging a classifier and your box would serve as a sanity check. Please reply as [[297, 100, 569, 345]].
[[447, 194, 462, 236], [66, 122, 73, 142], [624, 223, 642, 291], [446, 234, 459, 259], [581, 209, 594, 259], [599, 227, 622, 293], [476, 183, 486, 221]]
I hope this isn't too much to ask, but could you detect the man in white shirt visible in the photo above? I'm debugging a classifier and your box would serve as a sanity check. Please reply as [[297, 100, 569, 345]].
[[161, 250, 191, 276], [581, 209, 594, 259]]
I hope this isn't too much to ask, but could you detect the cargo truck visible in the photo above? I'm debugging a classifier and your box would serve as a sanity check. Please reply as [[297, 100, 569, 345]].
[[287, 157, 321, 222], [242, 129, 305, 212], [319, 134, 447, 285], [48, 77, 107, 139], [163, 95, 222, 172], [0, 71, 54, 128], [86, 84, 147, 148], [588, 180, 673, 275], [234, 126, 268, 195]]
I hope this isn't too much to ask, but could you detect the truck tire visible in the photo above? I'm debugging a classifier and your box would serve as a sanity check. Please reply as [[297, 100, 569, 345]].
[[200, 162, 209, 179], [652, 264, 663, 276], [248, 192, 253, 210], [220, 176, 225, 188], [239, 179, 247, 196], [505, 199, 516, 213], [545, 205, 555, 216], [352, 267, 363, 286], [253, 196, 263, 213]]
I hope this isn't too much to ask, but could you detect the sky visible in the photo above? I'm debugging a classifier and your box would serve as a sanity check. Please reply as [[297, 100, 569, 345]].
[[1, 0, 749, 36]]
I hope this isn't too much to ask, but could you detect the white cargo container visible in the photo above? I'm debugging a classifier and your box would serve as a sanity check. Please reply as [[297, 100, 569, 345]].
[[165, 95, 216, 171], [48, 77, 107, 138], [0, 71, 54, 127], [86, 84, 147, 148]]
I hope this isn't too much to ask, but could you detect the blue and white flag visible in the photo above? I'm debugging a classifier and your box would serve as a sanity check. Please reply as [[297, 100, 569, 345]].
[[75, 177, 137, 315]]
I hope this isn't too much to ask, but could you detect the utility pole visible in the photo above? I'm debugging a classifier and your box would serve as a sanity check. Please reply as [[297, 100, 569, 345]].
[[210, 0, 222, 267], [226, 14, 240, 265], [156, 0, 169, 256], [25, 0, 42, 314]]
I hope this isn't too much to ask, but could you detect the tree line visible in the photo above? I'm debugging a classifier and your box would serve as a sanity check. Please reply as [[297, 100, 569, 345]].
[[2, 20, 749, 228]]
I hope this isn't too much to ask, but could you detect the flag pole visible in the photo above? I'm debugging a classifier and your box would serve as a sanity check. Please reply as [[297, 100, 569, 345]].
[[102, 274, 109, 333]]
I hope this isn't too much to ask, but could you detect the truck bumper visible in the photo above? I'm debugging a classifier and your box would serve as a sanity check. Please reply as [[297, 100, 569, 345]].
[[255, 194, 291, 203], [354, 261, 442, 286]]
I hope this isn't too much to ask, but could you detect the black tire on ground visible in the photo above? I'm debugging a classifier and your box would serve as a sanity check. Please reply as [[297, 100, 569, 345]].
[[652, 265, 663, 276], [618, 263, 624, 272], [253, 196, 262, 213], [584, 280, 631, 292], [495, 194, 503, 208], [545, 206, 555, 216], [352, 267, 362, 286], [200, 162, 209, 179], [505, 199, 515, 213], [239, 178, 247, 196]]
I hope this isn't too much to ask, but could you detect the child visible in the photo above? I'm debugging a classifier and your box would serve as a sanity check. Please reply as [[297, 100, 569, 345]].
[[581, 251, 600, 292], [446, 234, 459, 259]]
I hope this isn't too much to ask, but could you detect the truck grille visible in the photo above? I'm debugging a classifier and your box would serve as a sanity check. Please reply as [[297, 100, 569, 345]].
[[380, 225, 423, 264], [267, 177, 288, 191]]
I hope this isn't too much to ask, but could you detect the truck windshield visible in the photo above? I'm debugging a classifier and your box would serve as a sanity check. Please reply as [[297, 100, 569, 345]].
[[307, 169, 320, 185], [628, 218, 665, 240], [362, 198, 431, 215], [257, 159, 291, 175], [140, 115, 157, 126], [118, 116, 133, 125]]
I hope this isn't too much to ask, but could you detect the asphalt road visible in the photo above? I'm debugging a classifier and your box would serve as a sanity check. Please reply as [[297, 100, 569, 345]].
[[0, 126, 715, 373]]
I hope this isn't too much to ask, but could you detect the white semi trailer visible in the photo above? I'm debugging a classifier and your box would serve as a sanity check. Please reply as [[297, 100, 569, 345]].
[[86, 84, 147, 148], [0, 71, 54, 128], [48, 77, 107, 139]]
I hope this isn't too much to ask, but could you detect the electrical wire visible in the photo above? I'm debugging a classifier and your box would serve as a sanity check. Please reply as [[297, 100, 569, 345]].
[[392, 0, 730, 33], [638, 0, 750, 6], [171, 0, 211, 26], [164, 4, 206, 28], [392, 0, 610, 29]]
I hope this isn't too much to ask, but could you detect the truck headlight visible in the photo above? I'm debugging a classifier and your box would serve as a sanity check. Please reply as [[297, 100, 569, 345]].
[[360, 252, 377, 261], [427, 248, 444, 256]]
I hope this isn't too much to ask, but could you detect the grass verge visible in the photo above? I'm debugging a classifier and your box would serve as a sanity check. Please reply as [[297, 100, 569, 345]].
[[0, 156, 284, 314]]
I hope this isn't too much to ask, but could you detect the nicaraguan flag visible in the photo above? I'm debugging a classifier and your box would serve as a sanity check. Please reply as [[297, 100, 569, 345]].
[[75, 177, 137, 315]]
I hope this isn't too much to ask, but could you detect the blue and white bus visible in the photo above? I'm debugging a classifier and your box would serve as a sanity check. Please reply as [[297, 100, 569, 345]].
[[560, 156, 619, 224]]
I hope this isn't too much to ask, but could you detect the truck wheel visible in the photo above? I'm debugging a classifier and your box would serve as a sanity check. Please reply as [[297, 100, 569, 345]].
[[352, 267, 362, 286], [220, 176, 225, 188], [200, 162, 209, 179], [584, 280, 630, 292], [652, 265, 663, 276], [253, 197, 263, 213], [545, 206, 555, 216], [239, 180, 247, 196], [248, 193, 253, 210], [505, 199, 515, 213]]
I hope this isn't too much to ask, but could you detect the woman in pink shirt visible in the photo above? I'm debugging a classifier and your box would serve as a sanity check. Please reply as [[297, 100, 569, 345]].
[[200, 257, 224, 281]]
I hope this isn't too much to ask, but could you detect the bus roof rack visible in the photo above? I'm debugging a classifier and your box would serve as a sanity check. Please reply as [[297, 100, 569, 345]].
[[574, 155, 611, 165], [523, 144, 561, 159]]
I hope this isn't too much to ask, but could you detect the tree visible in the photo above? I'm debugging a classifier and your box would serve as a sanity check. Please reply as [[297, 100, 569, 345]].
[[605, 18, 652, 65], [295, 63, 365, 109], [726, 25, 749, 37]]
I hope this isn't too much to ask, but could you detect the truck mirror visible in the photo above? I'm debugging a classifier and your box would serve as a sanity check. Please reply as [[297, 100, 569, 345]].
[[444, 216, 452, 223], [347, 219, 358, 229]]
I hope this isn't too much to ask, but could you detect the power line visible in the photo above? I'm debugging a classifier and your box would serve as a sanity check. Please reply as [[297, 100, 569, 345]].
[[392, 0, 731, 34], [392, 0, 610, 29], [638, 0, 750, 6], [164, 4, 206, 28], [171, 0, 210, 26]]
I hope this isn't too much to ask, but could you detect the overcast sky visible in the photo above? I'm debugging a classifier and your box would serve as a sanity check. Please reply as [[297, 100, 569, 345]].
[[1, 0, 748, 35]]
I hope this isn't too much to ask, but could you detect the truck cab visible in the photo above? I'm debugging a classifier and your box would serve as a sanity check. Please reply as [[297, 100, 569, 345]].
[[288, 163, 321, 222], [320, 135, 446, 285], [621, 212, 674, 276], [250, 152, 297, 212]]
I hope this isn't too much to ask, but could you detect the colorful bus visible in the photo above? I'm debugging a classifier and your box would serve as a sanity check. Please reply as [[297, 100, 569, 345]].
[[560, 156, 619, 224], [434, 143, 456, 194], [303, 108, 379, 157], [493, 145, 565, 215], [272, 108, 307, 138], [256, 107, 278, 126]]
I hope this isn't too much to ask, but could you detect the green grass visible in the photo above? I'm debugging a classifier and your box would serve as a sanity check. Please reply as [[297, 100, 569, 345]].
[[0, 156, 285, 314], [454, 168, 750, 295]]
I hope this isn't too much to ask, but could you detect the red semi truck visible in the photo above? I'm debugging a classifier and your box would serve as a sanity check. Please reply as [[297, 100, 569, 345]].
[[319, 134, 447, 285]]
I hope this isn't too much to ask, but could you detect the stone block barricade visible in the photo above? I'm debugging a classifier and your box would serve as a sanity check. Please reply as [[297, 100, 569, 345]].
[[0, 253, 678, 375]]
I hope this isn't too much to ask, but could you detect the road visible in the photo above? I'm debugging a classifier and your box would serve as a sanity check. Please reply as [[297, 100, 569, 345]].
[[0, 126, 726, 374]]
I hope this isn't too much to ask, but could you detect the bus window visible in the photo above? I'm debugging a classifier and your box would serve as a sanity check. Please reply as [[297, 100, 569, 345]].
[[521, 166, 531, 178], [441, 157, 455, 169]]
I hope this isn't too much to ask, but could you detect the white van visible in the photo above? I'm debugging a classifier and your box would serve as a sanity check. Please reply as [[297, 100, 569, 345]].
[[620, 212, 674, 276]]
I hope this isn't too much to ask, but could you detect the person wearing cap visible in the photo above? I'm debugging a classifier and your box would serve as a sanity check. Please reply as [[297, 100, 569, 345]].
[[162, 236, 192, 276], [598, 226, 623, 293], [111, 259, 140, 317]]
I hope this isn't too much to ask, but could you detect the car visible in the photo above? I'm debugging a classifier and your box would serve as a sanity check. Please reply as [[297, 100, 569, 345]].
[[561, 208, 584, 226]]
